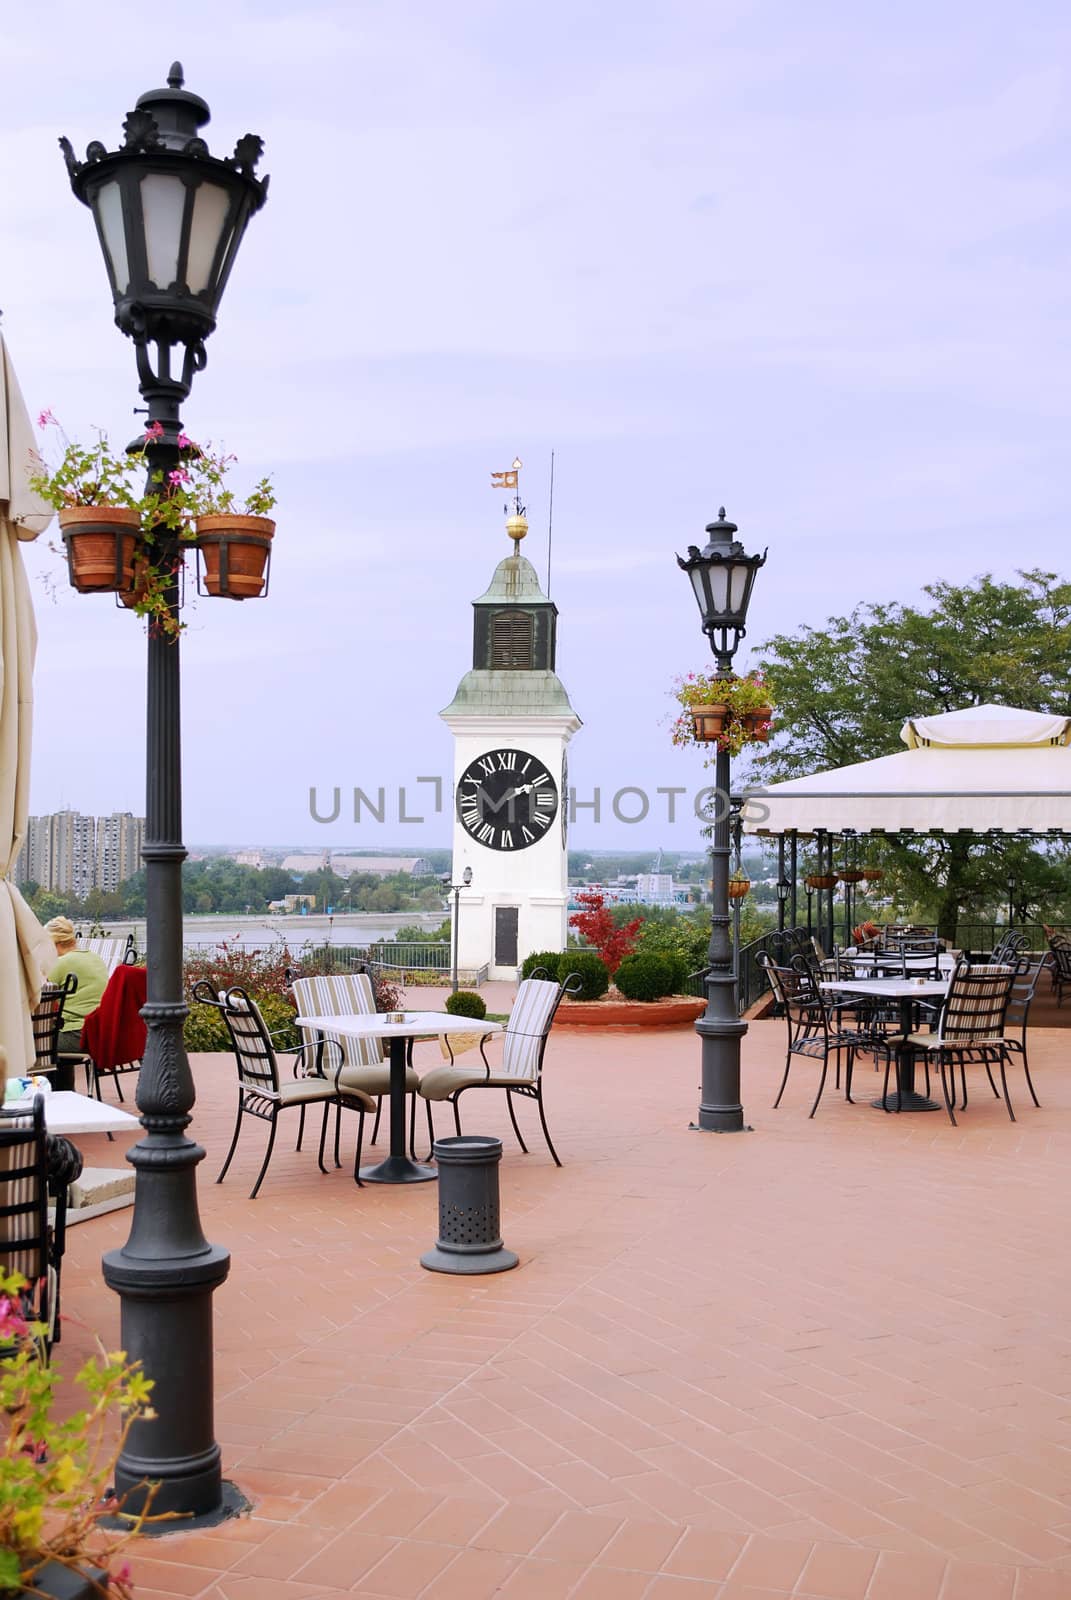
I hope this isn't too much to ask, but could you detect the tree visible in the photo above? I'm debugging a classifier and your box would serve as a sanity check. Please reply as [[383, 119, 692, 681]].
[[754, 569, 1071, 938], [569, 890, 641, 974]]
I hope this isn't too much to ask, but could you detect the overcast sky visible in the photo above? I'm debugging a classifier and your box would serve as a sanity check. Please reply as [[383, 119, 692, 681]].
[[3, 0, 1068, 853]]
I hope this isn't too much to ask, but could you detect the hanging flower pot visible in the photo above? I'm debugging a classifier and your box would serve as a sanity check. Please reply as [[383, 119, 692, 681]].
[[837, 869, 865, 884], [742, 706, 774, 742], [805, 873, 836, 890], [196, 515, 275, 600], [690, 702, 729, 741], [58, 506, 142, 594], [728, 873, 751, 900], [861, 867, 885, 882]]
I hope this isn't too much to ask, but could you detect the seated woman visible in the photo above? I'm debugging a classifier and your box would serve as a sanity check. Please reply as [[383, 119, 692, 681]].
[[44, 917, 109, 1072]]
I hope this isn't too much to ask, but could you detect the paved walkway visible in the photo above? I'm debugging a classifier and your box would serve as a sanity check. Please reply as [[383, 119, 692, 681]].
[[58, 1016, 1071, 1599]]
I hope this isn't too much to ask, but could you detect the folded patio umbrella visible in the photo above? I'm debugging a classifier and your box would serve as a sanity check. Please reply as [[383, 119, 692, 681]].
[[0, 328, 58, 1083]]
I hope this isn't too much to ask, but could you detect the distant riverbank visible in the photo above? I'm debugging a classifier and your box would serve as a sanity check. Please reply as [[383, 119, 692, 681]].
[[86, 911, 447, 951]]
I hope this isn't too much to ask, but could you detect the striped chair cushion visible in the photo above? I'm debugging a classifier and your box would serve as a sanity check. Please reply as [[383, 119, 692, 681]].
[[936, 963, 1014, 1045], [0, 1101, 47, 1293], [222, 991, 280, 1095], [291, 973, 384, 1071], [500, 978, 560, 1081]]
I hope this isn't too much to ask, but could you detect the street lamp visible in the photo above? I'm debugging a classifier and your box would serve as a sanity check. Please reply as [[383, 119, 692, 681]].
[[59, 65, 268, 1524], [678, 508, 766, 1132], [442, 866, 473, 993]]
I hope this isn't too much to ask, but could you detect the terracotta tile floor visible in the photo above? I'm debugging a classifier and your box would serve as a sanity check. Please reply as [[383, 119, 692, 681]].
[[57, 1010, 1071, 1599]]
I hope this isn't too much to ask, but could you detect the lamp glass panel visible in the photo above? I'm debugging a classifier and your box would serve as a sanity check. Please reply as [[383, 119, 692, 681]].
[[140, 173, 186, 288], [186, 182, 231, 294], [96, 179, 130, 293], [688, 566, 709, 615], [729, 562, 751, 611], [706, 562, 730, 613]]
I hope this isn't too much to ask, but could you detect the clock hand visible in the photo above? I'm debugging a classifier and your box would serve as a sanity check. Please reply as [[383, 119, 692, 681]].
[[482, 785, 521, 815]]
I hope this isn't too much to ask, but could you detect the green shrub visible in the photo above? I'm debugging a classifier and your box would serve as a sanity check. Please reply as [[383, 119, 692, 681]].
[[521, 950, 561, 982], [614, 953, 677, 1002], [183, 989, 299, 1052], [445, 990, 487, 1020], [184, 1002, 229, 1053], [558, 950, 610, 1001]]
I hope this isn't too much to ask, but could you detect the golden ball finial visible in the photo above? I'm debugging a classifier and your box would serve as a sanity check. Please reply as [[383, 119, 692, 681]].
[[506, 512, 528, 545]]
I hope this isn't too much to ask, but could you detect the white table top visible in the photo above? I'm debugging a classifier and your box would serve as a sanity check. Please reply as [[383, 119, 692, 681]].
[[2, 1090, 140, 1136], [295, 1011, 503, 1039], [821, 978, 949, 998], [844, 951, 955, 967]]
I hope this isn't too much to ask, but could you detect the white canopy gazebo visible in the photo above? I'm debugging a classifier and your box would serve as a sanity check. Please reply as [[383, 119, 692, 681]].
[[742, 705, 1071, 837]]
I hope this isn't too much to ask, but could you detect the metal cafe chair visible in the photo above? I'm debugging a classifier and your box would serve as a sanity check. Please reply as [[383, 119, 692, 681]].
[[877, 962, 1018, 1125], [290, 971, 433, 1160], [418, 969, 579, 1165], [0, 1095, 70, 1352], [1001, 955, 1045, 1109], [758, 954, 863, 1117], [194, 983, 377, 1199]]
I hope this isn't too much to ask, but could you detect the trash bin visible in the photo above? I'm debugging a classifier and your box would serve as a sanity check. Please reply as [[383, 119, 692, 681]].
[[420, 1135, 518, 1274]]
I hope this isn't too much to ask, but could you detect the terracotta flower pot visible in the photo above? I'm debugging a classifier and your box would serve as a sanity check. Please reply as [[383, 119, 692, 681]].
[[861, 868, 885, 882], [58, 506, 141, 593], [728, 875, 751, 900], [196, 514, 275, 599], [743, 705, 773, 741], [837, 870, 865, 884], [805, 874, 836, 890], [690, 702, 729, 741]]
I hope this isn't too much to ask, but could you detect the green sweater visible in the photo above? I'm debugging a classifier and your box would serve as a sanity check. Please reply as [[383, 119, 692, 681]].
[[48, 950, 109, 1029]]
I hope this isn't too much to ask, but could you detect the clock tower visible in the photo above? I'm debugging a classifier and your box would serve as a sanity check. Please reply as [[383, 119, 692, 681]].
[[441, 480, 581, 980]]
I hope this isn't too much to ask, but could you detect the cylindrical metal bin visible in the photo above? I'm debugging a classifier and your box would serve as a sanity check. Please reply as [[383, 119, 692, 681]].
[[420, 1135, 518, 1275]]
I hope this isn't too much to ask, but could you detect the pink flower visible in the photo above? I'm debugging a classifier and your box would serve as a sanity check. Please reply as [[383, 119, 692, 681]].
[[37, 408, 56, 428], [144, 421, 165, 441], [0, 1293, 28, 1339], [167, 468, 191, 486], [114, 1562, 132, 1583], [176, 433, 193, 450]]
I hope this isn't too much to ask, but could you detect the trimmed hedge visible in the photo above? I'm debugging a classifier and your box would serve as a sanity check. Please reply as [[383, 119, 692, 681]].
[[614, 952, 678, 1002], [558, 950, 610, 1002], [521, 950, 562, 982], [444, 989, 488, 1020]]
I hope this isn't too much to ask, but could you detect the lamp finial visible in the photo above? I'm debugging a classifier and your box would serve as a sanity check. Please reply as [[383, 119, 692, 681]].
[[168, 62, 184, 88]]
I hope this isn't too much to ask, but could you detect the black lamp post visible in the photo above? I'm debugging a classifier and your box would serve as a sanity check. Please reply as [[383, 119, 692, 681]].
[[59, 65, 268, 1524], [678, 508, 766, 1132], [442, 866, 473, 993]]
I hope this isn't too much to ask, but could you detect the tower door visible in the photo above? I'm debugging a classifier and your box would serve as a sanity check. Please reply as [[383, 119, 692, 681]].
[[494, 906, 519, 969]]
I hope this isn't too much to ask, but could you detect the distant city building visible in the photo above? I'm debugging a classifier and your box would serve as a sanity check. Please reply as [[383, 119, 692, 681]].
[[233, 850, 265, 868], [96, 813, 145, 893], [12, 809, 146, 897], [568, 877, 691, 909], [268, 894, 317, 914], [281, 853, 433, 879]]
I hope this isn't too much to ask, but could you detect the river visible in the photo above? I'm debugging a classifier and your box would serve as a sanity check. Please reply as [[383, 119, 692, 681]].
[[90, 911, 447, 952]]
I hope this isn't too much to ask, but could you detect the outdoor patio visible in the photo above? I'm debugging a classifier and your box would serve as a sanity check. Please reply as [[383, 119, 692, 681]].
[[56, 1005, 1071, 1600]]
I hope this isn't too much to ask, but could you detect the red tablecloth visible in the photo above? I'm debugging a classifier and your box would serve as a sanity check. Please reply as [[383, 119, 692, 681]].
[[80, 964, 147, 1070]]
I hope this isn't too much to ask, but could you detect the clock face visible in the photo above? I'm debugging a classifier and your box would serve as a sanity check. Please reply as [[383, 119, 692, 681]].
[[457, 748, 559, 851], [561, 753, 569, 846]]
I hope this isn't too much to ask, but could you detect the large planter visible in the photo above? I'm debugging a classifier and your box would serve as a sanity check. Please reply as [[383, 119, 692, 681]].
[[556, 995, 706, 1029], [689, 702, 728, 741], [196, 514, 275, 599], [59, 507, 141, 594], [18, 1560, 108, 1598]]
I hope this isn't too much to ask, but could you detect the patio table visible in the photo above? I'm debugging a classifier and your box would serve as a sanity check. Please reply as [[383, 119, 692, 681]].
[[821, 977, 949, 1111], [295, 1011, 503, 1185], [3, 1089, 140, 1137]]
